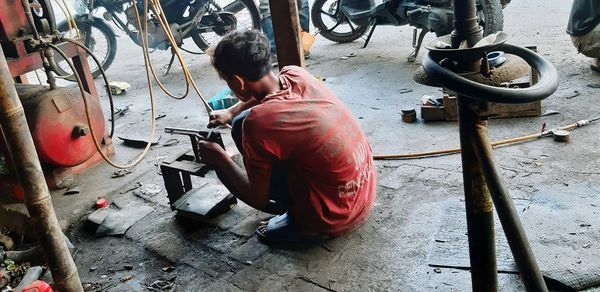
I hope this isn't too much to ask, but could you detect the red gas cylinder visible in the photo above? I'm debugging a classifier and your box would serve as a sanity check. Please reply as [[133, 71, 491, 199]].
[[7, 84, 106, 167]]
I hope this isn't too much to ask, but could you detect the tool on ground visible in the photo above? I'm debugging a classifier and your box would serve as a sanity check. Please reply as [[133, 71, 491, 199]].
[[161, 127, 236, 222]]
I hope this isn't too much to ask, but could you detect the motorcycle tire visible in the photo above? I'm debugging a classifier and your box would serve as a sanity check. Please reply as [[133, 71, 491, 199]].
[[311, 0, 369, 43], [478, 0, 503, 36], [55, 17, 117, 81], [191, 0, 261, 51]]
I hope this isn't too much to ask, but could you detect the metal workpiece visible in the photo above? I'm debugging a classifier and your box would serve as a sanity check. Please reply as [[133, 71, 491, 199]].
[[0, 47, 83, 291]]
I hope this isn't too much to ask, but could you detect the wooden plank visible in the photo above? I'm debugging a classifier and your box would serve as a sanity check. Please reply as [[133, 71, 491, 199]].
[[268, 0, 304, 68]]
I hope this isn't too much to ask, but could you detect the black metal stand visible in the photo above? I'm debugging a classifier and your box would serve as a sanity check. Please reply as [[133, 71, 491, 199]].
[[420, 0, 559, 290]]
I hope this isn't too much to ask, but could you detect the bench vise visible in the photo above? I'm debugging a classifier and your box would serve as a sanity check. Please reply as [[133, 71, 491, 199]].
[[160, 127, 236, 223]]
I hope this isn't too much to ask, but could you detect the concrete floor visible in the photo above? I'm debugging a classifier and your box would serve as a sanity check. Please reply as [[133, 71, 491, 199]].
[[5, 0, 600, 290]]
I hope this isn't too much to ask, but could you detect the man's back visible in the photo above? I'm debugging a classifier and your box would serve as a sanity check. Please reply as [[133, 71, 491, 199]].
[[242, 66, 376, 236]]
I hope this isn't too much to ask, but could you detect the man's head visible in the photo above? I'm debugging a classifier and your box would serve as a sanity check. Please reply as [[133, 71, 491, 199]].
[[210, 30, 272, 101]]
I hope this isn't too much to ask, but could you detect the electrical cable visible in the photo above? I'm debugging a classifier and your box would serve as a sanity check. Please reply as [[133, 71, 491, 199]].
[[61, 38, 116, 137], [47, 41, 156, 169], [372, 117, 600, 160], [132, 0, 213, 112]]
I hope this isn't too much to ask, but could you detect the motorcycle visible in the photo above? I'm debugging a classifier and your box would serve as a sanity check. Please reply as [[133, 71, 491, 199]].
[[311, 0, 510, 61], [56, 0, 261, 79]]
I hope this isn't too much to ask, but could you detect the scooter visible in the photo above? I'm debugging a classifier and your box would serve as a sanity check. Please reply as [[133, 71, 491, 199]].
[[56, 0, 261, 79], [311, 0, 510, 61]]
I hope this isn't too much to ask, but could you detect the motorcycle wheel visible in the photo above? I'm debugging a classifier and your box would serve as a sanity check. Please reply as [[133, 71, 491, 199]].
[[477, 0, 503, 36], [311, 0, 369, 43], [55, 17, 117, 81], [191, 0, 261, 51]]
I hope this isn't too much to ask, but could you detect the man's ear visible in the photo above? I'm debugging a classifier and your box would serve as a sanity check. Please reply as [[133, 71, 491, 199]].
[[231, 75, 245, 93]]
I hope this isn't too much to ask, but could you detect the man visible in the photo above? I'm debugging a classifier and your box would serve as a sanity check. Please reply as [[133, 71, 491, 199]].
[[199, 30, 376, 248], [259, 0, 311, 64], [567, 0, 600, 72]]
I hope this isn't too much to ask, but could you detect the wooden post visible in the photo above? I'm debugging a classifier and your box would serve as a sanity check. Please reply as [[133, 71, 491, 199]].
[[0, 46, 83, 291], [268, 0, 304, 68]]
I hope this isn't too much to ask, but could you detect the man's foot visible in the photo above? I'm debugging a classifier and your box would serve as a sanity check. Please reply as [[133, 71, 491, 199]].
[[591, 58, 600, 73], [256, 213, 329, 250]]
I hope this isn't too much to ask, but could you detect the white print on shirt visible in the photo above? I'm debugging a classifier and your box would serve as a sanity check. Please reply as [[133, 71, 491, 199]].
[[338, 140, 373, 197]]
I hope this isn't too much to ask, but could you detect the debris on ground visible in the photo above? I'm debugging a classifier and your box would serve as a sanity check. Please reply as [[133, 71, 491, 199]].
[[155, 114, 167, 120], [146, 276, 176, 291], [111, 169, 132, 178], [109, 106, 130, 121], [542, 110, 560, 116], [398, 88, 413, 94], [63, 186, 81, 196], [13, 266, 43, 291], [120, 182, 142, 194], [139, 184, 162, 197], [95, 199, 109, 209], [564, 90, 580, 99], [94, 203, 154, 236], [161, 266, 174, 272], [108, 81, 132, 95], [117, 136, 160, 148], [121, 275, 133, 282]]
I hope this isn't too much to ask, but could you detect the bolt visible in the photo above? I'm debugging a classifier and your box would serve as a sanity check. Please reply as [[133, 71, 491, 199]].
[[72, 125, 90, 137]]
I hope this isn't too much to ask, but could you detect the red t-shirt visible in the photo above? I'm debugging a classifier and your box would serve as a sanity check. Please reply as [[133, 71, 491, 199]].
[[242, 66, 376, 236]]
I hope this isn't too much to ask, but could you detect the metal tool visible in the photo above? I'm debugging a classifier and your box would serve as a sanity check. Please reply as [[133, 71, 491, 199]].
[[161, 127, 235, 223]]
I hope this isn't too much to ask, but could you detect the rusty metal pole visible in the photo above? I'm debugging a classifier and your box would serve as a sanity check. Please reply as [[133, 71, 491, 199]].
[[0, 47, 83, 291], [472, 126, 548, 291], [451, 0, 498, 290], [268, 0, 304, 68]]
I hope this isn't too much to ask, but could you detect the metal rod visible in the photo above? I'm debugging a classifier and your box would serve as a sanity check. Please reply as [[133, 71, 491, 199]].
[[268, 0, 304, 68], [0, 46, 83, 291], [458, 97, 498, 291], [472, 123, 548, 292]]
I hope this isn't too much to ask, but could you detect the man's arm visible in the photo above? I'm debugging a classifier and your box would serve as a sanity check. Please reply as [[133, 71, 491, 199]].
[[208, 99, 259, 128], [198, 140, 276, 214]]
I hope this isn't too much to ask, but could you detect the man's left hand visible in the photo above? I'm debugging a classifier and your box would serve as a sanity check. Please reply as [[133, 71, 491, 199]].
[[197, 140, 228, 165]]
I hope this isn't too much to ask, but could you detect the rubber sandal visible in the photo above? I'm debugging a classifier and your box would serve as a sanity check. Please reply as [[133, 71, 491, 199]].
[[255, 213, 329, 250]]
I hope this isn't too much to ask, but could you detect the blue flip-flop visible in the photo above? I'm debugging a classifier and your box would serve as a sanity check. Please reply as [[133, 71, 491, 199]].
[[256, 213, 329, 249]]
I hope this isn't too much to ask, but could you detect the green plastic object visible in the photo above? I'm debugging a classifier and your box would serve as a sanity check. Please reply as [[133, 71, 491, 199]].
[[208, 87, 238, 110]]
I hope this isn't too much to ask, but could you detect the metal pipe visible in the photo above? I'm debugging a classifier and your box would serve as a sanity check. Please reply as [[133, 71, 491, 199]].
[[471, 123, 548, 292], [458, 97, 498, 291], [0, 46, 83, 291]]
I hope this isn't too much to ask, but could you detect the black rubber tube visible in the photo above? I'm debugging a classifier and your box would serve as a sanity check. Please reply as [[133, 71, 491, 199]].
[[422, 43, 559, 104]]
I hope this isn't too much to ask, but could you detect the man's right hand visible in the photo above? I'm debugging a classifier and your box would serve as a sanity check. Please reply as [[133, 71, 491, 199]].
[[208, 109, 233, 128]]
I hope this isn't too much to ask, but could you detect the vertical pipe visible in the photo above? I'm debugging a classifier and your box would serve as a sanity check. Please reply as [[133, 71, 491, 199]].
[[268, 0, 304, 68], [0, 47, 83, 291], [472, 125, 548, 292], [451, 0, 495, 290], [458, 97, 498, 292]]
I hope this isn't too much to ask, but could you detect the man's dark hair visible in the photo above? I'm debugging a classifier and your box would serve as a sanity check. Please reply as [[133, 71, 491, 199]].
[[210, 30, 272, 82]]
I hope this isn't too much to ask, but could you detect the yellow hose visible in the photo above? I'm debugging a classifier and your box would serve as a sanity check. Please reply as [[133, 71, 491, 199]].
[[373, 121, 584, 160]]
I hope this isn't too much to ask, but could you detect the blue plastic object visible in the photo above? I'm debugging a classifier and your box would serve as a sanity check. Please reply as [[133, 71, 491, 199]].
[[208, 87, 238, 110]]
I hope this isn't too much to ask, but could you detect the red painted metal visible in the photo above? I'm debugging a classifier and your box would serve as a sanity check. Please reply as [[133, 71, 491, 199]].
[[13, 84, 106, 167]]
